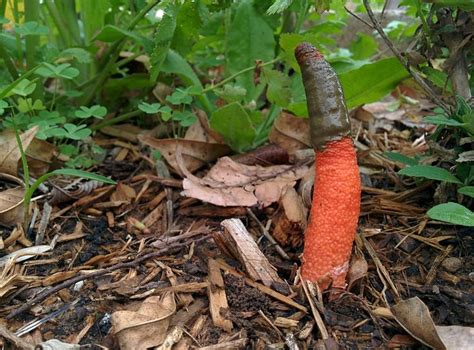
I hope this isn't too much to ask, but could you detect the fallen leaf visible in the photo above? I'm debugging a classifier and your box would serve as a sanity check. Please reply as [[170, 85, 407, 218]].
[[391, 297, 447, 350], [269, 111, 311, 154], [182, 156, 308, 207], [0, 126, 38, 176], [110, 183, 136, 203], [0, 173, 25, 226], [436, 325, 474, 350], [26, 138, 57, 177], [111, 293, 176, 350], [138, 135, 231, 175], [35, 339, 81, 350], [0, 245, 51, 267], [347, 255, 368, 288]]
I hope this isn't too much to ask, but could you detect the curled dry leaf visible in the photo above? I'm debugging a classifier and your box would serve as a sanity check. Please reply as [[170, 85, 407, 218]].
[[347, 255, 368, 289], [138, 135, 231, 176], [390, 297, 447, 350], [49, 179, 105, 205], [0, 173, 25, 226], [111, 293, 176, 350], [0, 126, 38, 176], [0, 245, 52, 267], [268, 111, 311, 154], [182, 156, 309, 207]]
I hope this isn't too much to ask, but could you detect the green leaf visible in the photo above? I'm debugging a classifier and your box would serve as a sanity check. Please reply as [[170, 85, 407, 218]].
[[36, 63, 80, 80], [94, 24, 143, 43], [60, 123, 92, 140], [226, 0, 275, 100], [138, 102, 162, 114], [150, 3, 177, 81], [172, 1, 203, 56], [427, 203, 474, 227], [52, 168, 116, 184], [339, 57, 410, 108], [350, 33, 378, 60], [75, 105, 107, 119], [422, 67, 452, 91], [424, 115, 464, 126], [263, 68, 291, 107], [430, 0, 474, 11], [166, 88, 193, 105], [59, 48, 92, 64], [210, 102, 256, 152], [458, 186, 474, 199], [266, 0, 293, 14], [398, 165, 463, 184], [11, 79, 37, 97], [0, 100, 8, 114], [384, 152, 419, 166], [214, 84, 247, 103], [14, 21, 49, 36]]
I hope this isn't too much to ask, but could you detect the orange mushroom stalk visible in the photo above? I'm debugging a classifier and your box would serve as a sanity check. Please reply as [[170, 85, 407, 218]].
[[295, 43, 361, 290]]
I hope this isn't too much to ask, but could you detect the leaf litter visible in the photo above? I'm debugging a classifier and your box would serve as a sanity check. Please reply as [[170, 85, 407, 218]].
[[0, 94, 472, 349]]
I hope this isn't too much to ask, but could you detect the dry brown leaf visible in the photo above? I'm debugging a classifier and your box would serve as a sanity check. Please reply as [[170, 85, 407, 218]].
[[0, 173, 25, 226], [111, 293, 176, 350], [268, 111, 311, 154], [347, 255, 368, 288], [0, 126, 38, 175], [26, 138, 57, 177], [182, 156, 308, 207], [138, 135, 231, 175], [391, 297, 447, 350], [110, 183, 136, 203]]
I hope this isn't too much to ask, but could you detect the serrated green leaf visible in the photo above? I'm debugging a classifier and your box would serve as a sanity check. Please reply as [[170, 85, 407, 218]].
[[210, 102, 256, 152], [52, 168, 116, 184], [266, 0, 293, 14], [427, 203, 474, 226], [458, 186, 474, 199], [172, 1, 203, 56], [424, 115, 464, 126], [398, 165, 462, 184], [150, 4, 177, 81], [214, 84, 247, 103], [226, 0, 275, 100], [263, 68, 291, 107], [384, 152, 419, 166]]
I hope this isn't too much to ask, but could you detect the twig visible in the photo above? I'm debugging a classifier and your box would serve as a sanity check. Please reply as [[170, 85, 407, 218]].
[[300, 278, 329, 340], [0, 324, 34, 350], [7, 235, 209, 319], [344, 6, 374, 29], [246, 208, 290, 260], [362, 0, 451, 113]]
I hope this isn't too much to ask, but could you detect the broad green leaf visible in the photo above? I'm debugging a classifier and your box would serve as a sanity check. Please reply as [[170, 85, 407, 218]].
[[458, 186, 474, 199], [263, 68, 291, 107], [384, 152, 419, 166], [226, 0, 275, 100], [339, 57, 410, 108], [15, 21, 48, 36], [398, 165, 462, 184], [350, 33, 378, 60], [52, 168, 116, 184], [79, 0, 110, 45], [424, 115, 464, 126], [427, 203, 474, 227], [210, 102, 256, 152]]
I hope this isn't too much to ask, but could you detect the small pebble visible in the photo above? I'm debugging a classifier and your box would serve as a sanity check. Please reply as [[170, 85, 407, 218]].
[[469, 272, 474, 282], [441, 257, 463, 273]]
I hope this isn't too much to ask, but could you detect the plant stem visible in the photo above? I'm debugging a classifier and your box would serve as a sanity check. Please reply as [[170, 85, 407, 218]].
[[201, 58, 279, 94], [25, 0, 44, 100]]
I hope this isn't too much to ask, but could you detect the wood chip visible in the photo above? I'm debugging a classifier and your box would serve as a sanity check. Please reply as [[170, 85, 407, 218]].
[[207, 259, 233, 332]]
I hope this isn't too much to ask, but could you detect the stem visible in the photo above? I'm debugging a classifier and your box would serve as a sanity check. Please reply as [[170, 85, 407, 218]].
[[201, 58, 279, 94], [25, 0, 44, 100]]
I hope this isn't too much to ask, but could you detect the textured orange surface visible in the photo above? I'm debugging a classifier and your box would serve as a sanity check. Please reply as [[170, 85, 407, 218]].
[[301, 137, 361, 289]]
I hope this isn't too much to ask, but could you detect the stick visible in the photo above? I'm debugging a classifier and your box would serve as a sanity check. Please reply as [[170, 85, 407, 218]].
[[363, 0, 450, 113], [7, 235, 209, 319]]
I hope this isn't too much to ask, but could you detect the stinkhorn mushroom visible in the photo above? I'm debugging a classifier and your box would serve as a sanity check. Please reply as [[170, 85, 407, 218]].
[[295, 43, 361, 290]]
